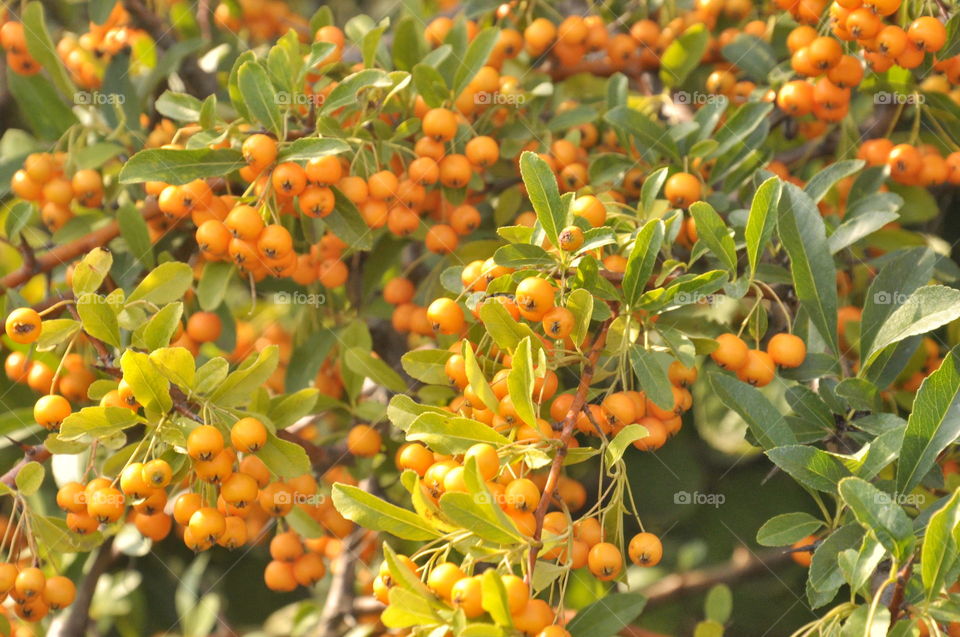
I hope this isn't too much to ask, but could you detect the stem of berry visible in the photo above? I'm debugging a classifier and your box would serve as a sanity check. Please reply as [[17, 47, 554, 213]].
[[526, 317, 612, 585]]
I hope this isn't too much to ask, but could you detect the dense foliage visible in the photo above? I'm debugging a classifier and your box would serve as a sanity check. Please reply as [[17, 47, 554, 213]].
[[0, 0, 960, 635]]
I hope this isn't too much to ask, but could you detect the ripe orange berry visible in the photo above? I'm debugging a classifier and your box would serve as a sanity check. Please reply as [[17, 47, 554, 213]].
[[397, 443, 434, 476], [270, 530, 304, 562], [346, 424, 382, 457], [427, 562, 465, 599], [439, 154, 472, 188], [34, 394, 71, 429], [257, 224, 294, 259], [736, 349, 776, 387], [465, 135, 499, 167], [569, 195, 606, 227], [451, 576, 484, 618], [711, 333, 749, 370], [667, 360, 698, 387], [558, 226, 584, 251], [422, 108, 458, 142], [14, 567, 45, 599], [633, 417, 668, 451], [908, 17, 946, 52], [383, 277, 415, 305], [505, 478, 540, 513], [791, 535, 817, 567], [186, 311, 222, 343], [515, 277, 555, 316], [465, 443, 500, 481], [628, 532, 663, 566], [42, 575, 76, 610], [305, 155, 342, 185], [587, 542, 622, 580], [231, 417, 267, 453], [87, 486, 125, 523], [542, 307, 574, 340], [57, 482, 87, 513], [664, 172, 701, 208], [264, 560, 298, 592], [5, 308, 41, 344], [242, 134, 277, 171], [189, 507, 226, 544], [141, 459, 172, 488], [426, 297, 465, 335], [225, 205, 265, 241], [425, 224, 459, 254], [271, 162, 307, 197], [766, 333, 807, 368], [187, 425, 225, 461]]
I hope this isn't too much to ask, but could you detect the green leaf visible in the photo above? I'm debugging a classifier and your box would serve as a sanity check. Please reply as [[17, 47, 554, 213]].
[[478, 300, 541, 354], [507, 338, 537, 427], [605, 424, 648, 466], [77, 291, 121, 348], [493, 244, 555, 268], [481, 569, 513, 628], [462, 341, 498, 412], [117, 204, 154, 268], [690, 201, 737, 274], [208, 345, 279, 407], [119, 148, 244, 185], [520, 151, 565, 247], [777, 183, 838, 355], [704, 584, 733, 624], [897, 347, 960, 494], [256, 432, 311, 479], [344, 346, 408, 394], [393, 16, 425, 72], [453, 27, 498, 95], [744, 176, 782, 279], [766, 445, 852, 493], [237, 61, 284, 136], [149, 347, 196, 390], [622, 219, 665, 308], [567, 288, 594, 349], [382, 587, 441, 629], [59, 406, 141, 441], [35, 318, 81, 352], [757, 512, 824, 547], [604, 106, 680, 163], [196, 262, 233, 312], [120, 349, 172, 413], [828, 208, 899, 254], [838, 477, 915, 560], [5, 201, 33, 239], [407, 412, 510, 454], [720, 34, 775, 83], [72, 247, 114, 296], [7, 73, 75, 140], [22, 2, 75, 97], [640, 166, 669, 216], [127, 262, 193, 305], [278, 137, 351, 162], [325, 187, 373, 251], [285, 328, 337, 392], [155, 91, 203, 121], [332, 483, 440, 541], [566, 592, 647, 637], [401, 349, 453, 385], [865, 286, 960, 369], [15, 462, 44, 495], [320, 69, 391, 113], [439, 492, 519, 544], [659, 23, 710, 87], [860, 247, 936, 358], [921, 490, 960, 601], [412, 63, 449, 108], [807, 525, 862, 604], [708, 372, 796, 449], [804, 160, 865, 204], [268, 388, 319, 430], [629, 347, 674, 410], [139, 303, 183, 351]]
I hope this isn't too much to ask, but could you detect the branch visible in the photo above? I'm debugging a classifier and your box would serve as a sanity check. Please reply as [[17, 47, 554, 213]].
[[317, 476, 375, 634], [527, 317, 612, 583], [0, 204, 161, 293], [641, 546, 792, 606], [886, 555, 914, 622], [46, 538, 118, 637], [1, 444, 52, 489]]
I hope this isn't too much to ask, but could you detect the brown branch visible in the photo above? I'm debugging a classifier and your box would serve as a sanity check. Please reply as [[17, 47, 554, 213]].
[[0, 205, 161, 293], [47, 538, 118, 637], [641, 546, 792, 606], [1, 445, 52, 489], [527, 317, 612, 583], [886, 555, 914, 622], [317, 476, 374, 635]]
